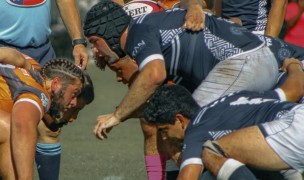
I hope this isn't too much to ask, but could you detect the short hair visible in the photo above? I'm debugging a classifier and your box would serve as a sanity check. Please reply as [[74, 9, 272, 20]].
[[80, 71, 94, 104], [41, 58, 84, 88], [83, 0, 131, 58], [144, 85, 199, 124]]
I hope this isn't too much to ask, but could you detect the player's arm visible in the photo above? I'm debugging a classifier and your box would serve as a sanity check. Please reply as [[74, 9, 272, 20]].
[[56, 0, 89, 69], [265, 0, 288, 37], [214, 0, 222, 17], [0, 47, 31, 70], [94, 60, 166, 140], [116, 59, 166, 120], [10, 101, 41, 179], [280, 58, 304, 102], [178, 164, 203, 180]]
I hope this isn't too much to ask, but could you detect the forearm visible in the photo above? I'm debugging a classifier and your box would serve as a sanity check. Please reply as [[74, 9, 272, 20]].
[[114, 61, 166, 121], [0, 47, 31, 69], [214, 0, 222, 16], [115, 73, 162, 121], [265, 0, 288, 37], [281, 65, 304, 102], [281, 59, 304, 102], [56, 0, 83, 40]]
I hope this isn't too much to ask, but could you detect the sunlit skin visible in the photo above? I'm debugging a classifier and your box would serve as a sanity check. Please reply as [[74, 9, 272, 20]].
[[157, 123, 185, 143], [60, 97, 87, 124], [38, 96, 89, 145], [89, 36, 139, 86], [58, 79, 83, 110], [88, 36, 120, 64]]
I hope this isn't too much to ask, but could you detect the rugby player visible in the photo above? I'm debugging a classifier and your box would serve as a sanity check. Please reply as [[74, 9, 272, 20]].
[[84, 0, 285, 138], [0, 47, 84, 180], [143, 58, 304, 179], [35, 72, 94, 180]]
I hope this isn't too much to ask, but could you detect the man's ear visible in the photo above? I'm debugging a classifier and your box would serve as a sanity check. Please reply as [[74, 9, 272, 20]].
[[175, 113, 189, 130], [51, 77, 62, 93]]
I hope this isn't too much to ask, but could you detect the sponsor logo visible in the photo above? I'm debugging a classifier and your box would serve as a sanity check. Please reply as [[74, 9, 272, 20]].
[[40, 93, 49, 112], [6, 0, 46, 7], [132, 40, 146, 57]]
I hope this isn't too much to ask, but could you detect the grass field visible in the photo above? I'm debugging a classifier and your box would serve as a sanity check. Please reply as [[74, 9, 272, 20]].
[[34, 64, 147, 180]]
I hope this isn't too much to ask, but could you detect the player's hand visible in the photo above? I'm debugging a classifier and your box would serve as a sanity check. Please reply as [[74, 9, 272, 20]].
[[281, 58, 303, 72], [93, 113, 121, 140], [183, 4, 205, 31], [73, 44, 89, 70]]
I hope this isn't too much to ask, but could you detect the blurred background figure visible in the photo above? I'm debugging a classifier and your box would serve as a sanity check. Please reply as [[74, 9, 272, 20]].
[[284, 0, 304, 47]]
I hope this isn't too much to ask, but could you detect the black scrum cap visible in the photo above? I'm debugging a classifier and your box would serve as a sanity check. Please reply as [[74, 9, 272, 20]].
[[84, 0, 131, 58]]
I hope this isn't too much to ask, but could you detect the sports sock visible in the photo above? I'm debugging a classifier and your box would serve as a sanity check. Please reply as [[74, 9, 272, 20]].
[[217, 159, 257, 180], [145, 154, 167, 180], [35, 143, 61, 180]]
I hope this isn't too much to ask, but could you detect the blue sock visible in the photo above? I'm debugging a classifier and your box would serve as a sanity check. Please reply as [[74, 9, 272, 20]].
[[35, 143, 61, 180], [217, 159, 257, 180]]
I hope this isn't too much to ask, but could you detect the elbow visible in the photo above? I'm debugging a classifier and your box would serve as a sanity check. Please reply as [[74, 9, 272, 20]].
[[151, 71, 166, 86], [143, 60, 167, 86]]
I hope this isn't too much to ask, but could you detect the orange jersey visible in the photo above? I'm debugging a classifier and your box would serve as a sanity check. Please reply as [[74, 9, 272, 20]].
[[0, 59, 50, 118]]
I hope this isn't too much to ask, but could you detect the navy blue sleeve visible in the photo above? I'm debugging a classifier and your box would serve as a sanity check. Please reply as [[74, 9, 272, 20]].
[[180, 124, 210, 170], [126, 20, 163, 70]]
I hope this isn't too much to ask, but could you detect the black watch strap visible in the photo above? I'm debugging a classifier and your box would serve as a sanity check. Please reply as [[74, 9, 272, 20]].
[[72, 38, 87, 47]]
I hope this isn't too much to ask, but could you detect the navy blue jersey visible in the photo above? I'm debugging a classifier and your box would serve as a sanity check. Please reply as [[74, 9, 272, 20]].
[[257, 35, 304, 67], [126, 9, 264, 91], [221, 0, 271, 32], [180, 89, 297, 169]]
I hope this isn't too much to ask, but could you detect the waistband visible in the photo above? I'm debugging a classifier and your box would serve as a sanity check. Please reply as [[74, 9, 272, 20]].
[[0, 39, 50, 49]]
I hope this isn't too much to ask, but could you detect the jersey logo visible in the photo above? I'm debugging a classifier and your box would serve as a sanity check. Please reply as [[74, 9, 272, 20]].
[[40, 93, 50, 112], [132, 40, 146, 57], [278, 48, 291, 61], [6, 0, 46, 7], [230, 97, 275, 106]]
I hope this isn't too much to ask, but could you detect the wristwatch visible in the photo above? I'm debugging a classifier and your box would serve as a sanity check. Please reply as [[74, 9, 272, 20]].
[[72, 38, 87, 47]]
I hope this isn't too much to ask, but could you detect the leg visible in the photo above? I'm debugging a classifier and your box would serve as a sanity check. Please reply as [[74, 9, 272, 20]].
[[0, 111, 15, 180], [35, 121, 61, 180], [35, 143, 61, 180], [140, 119, 166, 180], [203, 126, 290, 177]]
